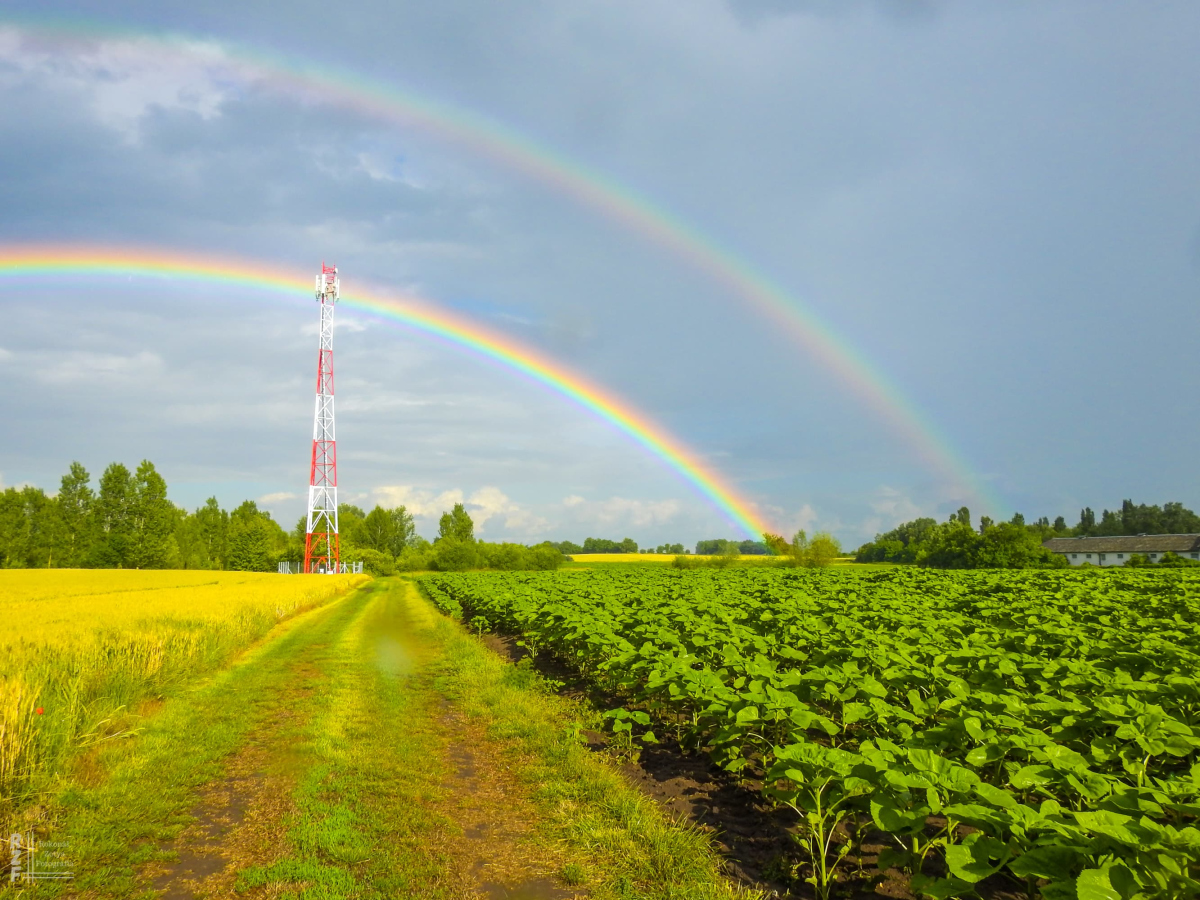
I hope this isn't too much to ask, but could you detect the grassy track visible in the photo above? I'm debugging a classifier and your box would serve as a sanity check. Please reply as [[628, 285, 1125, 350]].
[[5, 577, 752, 900]]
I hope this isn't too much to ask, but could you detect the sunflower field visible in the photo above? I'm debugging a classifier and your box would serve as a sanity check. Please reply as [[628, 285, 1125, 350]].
[[422, 566, 1200, 899]]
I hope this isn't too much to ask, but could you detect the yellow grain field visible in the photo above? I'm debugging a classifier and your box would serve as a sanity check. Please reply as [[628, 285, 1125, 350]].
[[0, 569, 368, 828]]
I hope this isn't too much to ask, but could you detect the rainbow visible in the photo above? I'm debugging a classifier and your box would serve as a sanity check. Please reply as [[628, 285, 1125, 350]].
[[0, 20, 1001, 514], [0, 245, 772, 537]]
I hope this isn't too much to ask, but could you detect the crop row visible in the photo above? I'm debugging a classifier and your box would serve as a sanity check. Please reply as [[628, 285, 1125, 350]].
[[421, 567, 1200, 899]]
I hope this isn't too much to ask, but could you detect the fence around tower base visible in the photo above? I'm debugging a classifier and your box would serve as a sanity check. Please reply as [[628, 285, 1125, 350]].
[[277, 561, 364, 574]]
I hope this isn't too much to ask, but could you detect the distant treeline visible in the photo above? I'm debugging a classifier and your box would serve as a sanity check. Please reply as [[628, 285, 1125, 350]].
[[546, 537, 770, 556], [856, 500, 1200, 569], [549, 537, 640, 554], [695, 539, 770, 556], [0, 461, 563, 574]]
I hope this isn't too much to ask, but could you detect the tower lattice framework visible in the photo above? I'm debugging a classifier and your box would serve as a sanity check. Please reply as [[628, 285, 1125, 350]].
[[304, 263, 340, 573]]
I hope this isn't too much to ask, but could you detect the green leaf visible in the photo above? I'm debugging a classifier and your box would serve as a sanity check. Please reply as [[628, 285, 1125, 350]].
[[944, 834, 1008, 884], [734, 705, 759, 725], [911, 873, 975, 900], [842, 701, 870, 724], [966, 743, 1005, 767], [1011, 764, 1057, 789], [1075, 868, 1121, 900], [975, 782, 1018, 809], [1072, 810, 1139, 845], [942, 802, 1006, 829], [1008, 844, 1082, 880], [871, 798, 927, 834]]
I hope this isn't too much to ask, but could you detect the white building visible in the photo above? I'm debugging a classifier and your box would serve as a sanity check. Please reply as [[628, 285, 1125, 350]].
[[1043, 534, 1200, 567]]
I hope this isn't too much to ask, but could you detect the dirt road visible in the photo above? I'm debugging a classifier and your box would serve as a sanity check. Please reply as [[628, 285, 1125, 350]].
[[27, 578, 750, 900]]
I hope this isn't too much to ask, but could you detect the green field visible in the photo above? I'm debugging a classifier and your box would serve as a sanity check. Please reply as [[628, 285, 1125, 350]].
[[422, 566, 1200, 899]]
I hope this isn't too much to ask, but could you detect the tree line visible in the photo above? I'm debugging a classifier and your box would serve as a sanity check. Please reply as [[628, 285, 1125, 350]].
[[694, 538, 770, 556], [388, 503, 564, 573], [545, 538, 772, 556], [0, 461, 564, 574], [548, 537, 640, 554], [855, 499, 1200, 568]]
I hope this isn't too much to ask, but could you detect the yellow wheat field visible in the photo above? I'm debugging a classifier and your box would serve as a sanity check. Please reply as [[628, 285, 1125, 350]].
[[0, 569, 368, 828], [0, 569, 367, 652]]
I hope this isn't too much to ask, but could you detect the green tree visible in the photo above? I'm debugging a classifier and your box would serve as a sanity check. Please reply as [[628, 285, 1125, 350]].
[[582, 537, 624, 553], [763, 532, 790, 556], [807, 532, 842, 567], [192, 498, 229, 568], [127, 460, 178, 569], [438, 503, 475, 543], [619, 537, 638, 553], [226, 517, 274, 571], [433, 536, 479, 571], [57, 461, 94, 567], [353, 505, 415, 557], [0, 487, 58, 568], [88, 462, 134, 567], [338, 503, 367, 540]]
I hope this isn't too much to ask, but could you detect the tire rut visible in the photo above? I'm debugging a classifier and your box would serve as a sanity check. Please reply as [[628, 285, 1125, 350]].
[[142, 659, 323, 899]]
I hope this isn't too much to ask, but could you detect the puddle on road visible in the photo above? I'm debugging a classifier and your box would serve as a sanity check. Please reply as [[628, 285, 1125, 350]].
[[369, 583, 438, 676]]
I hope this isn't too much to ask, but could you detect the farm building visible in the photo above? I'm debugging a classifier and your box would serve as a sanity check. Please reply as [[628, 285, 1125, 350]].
[[1043, 534, 1200, 567]]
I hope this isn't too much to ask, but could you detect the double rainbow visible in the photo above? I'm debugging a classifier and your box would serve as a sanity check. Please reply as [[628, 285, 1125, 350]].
[[0, 245, 772, 537], [0, 20, 998, 512]]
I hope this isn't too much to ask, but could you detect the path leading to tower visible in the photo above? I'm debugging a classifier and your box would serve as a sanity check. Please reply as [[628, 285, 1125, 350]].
[[15, 578, 754, 900]]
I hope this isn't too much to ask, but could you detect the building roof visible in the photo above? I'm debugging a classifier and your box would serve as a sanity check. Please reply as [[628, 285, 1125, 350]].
[[1043, 534, 1200, 554]]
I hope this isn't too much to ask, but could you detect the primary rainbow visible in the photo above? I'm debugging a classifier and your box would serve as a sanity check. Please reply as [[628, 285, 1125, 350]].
[[0, 244, 772, 538], [0, 20, 1001, 513]]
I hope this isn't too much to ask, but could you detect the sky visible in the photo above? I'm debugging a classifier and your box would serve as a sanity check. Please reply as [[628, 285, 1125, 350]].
[[0, 1, 1197, 548]]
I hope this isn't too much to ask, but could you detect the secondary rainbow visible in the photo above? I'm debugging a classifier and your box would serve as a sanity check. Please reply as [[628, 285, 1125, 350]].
[[0, 245, 771, 537], [0, 20, 1001, 513]]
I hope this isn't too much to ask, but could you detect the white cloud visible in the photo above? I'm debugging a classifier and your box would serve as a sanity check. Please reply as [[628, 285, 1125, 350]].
[[789, 503, 819, 534], [466, 486, 513, 530], [562, 494, 586, 507], [369, 484, 548, 535], [372, 485, 464, 518], [258, 491, 298, 505], [501, 507, 551, 534]]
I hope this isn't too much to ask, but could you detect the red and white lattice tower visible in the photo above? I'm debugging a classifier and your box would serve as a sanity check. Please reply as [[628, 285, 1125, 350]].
[[304, 264, 340, 574]]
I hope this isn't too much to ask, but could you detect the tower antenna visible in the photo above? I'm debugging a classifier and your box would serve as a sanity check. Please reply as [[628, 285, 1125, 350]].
[[304, 263, 340, 574]]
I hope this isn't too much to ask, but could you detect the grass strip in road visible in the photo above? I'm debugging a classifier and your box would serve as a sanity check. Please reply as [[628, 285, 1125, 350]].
[[420, 579, 762, 900], [235, 578, 459, 900]]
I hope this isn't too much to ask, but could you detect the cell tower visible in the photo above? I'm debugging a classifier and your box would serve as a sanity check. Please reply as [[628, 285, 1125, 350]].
[[304, 263, 340, 574]]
